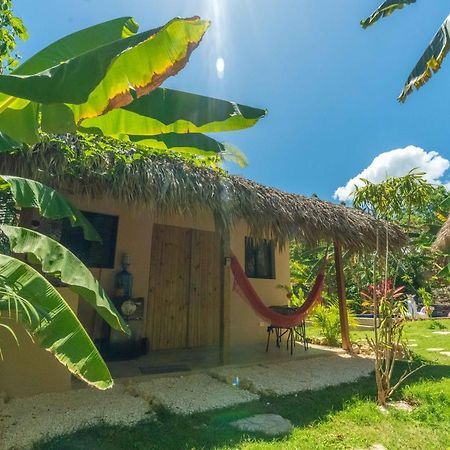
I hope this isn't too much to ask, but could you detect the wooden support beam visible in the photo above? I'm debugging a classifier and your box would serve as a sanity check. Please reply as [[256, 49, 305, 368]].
[[219, 230, 231, 364], [334, 241, 352, 352]]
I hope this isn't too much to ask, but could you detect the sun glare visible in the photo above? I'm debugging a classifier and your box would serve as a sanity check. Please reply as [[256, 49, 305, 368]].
[[216, 57, 225, 79]]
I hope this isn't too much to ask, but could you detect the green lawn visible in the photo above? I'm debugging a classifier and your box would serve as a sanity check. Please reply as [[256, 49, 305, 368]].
[[351, 319, 450, 365], [34, 321, 450, 450], [307, 318, 450, 365]]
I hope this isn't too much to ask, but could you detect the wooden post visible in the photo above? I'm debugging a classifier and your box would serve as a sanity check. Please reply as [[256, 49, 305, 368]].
[[219, 230, 231, 364], [334, 241, 352, 352]]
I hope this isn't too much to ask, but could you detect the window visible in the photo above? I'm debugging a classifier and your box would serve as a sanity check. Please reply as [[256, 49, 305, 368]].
[[245, 237, 275, 279], [60, 212, 119, 268]]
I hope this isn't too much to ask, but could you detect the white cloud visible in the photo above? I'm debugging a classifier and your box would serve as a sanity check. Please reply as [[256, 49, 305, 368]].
[[334, 145, 450, 202]]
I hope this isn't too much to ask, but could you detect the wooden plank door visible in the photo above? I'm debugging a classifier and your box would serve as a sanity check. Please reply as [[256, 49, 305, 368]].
[[148, 225, 221, 350], [148, 225, 191, 350], [187, 229, 221, 348]]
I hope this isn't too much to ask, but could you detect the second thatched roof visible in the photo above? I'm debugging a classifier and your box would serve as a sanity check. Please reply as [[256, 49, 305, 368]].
[[0, 135, 407, 251], [433, 214, 450, 252]]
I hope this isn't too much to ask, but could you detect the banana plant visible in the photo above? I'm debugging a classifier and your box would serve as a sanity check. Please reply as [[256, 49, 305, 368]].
[[362, 1, 450, 102], [0, 14, 266, 390], [0, 16, 266, 161], [0, 176, 129, 389]]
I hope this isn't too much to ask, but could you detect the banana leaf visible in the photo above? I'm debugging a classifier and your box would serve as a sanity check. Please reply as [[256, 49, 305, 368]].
[[0, 254, 113, 389], [129, 133, 226, 156], [0, 175, 100, 241], [0, 17, 210, 143], [0, 225, 128, 334], [14, 17, 139, 76], [80, 88, 266, 136], [361, 0, 417, 28], [399, 14, 450, 102]]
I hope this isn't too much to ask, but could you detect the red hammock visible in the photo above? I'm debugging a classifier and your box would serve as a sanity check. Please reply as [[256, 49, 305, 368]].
[[230, 254, 326, 328]]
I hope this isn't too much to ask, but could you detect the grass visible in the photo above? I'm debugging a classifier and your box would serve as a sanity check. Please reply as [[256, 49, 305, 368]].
[[353, 318, 450, 365], [34, 321, 450, 450], [308, 318, 450, 365]]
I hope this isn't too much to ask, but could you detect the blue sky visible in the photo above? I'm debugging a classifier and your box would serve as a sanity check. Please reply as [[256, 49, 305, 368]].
[[13, 0, 450, 201]]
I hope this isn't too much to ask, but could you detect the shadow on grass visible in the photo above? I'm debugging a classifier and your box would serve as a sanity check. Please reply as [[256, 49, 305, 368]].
[[33, 362, 450, 450]]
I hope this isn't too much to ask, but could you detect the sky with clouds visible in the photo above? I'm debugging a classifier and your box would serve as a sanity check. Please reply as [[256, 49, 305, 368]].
[[12, 0, 450, 202], [334, 146, 450, 202]]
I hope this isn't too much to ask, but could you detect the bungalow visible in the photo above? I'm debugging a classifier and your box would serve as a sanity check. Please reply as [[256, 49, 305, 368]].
[[0, 137, 406, 397]]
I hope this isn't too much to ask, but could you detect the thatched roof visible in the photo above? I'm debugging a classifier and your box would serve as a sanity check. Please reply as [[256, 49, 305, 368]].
[[0, 135, 407, 251], [433, 214, 450, 252]]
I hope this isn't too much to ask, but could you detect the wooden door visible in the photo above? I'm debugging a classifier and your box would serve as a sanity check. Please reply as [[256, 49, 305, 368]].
[[148, 225, 191, 350], [148, 225, 220, 350], [187, 229, 221, 348]]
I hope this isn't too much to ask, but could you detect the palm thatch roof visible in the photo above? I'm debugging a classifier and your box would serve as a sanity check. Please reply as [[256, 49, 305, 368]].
[[0, 135, 407, 251], [433, 214, 450, 252]]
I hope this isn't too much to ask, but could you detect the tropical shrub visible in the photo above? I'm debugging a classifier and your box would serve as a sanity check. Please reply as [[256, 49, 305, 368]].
[[362, 276, 423, 405], [312, 298, 356, 347], [312, 300, 342, 346]]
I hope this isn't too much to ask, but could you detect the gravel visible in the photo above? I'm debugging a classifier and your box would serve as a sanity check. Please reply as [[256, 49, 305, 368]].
[[129, 373, 259, 415], [210, 355, 374, 396], [0, 384, 153, 450]]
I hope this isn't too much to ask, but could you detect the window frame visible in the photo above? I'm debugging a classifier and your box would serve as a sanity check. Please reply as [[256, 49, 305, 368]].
[[60, 211, 119, 269], [244, 237, 276, 280]]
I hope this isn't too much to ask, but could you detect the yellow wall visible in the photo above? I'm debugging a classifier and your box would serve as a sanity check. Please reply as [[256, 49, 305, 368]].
[[0, 289, 78, 398], [71, 197, 289, 347], [229, 222, 290, 346], [0, 197, 290, 397]]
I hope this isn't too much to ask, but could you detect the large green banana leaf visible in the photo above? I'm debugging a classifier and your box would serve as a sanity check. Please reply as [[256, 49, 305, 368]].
[[129, 134, 247, 166], [0, 225, 128, 334], [361, 0, 417, 28], [398, 14, 450, 102], [0, 16, 266, 157], [0, 17, 210, 143], [129, 133, 226, 156], [81, 88, 266, 137], [0, 253, 113, 389], [0, 175, 100, 241], [14, 17, 139, 76]]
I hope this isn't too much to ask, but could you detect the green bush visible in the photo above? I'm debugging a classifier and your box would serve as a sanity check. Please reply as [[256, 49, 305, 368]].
[[312, 298, 356, 346]]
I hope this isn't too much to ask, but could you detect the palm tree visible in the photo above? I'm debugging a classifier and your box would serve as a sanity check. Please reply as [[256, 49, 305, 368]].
[[362, 1, 450, 102]]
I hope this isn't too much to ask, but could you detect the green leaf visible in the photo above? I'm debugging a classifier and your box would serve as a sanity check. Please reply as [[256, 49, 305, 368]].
[[13, 17, 139, 76], [81, 88, 267, 136], [0, 131, 22, 152], [0, 253, 113, 389], [398, 15, 450, 102], [0, 17, 210, 143], [129, 132, 226, 156], [361, 0, 417, 29], [0, 175, 100, 241], [0, 225, 129, 334]]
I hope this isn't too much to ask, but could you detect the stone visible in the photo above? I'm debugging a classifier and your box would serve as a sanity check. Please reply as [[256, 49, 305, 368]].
[[388, 401, 414, 412], [432, 331, 450, 335], [426, 348, 444, 352], [439, 351, 450, 357], [231, 413, 293, 436]]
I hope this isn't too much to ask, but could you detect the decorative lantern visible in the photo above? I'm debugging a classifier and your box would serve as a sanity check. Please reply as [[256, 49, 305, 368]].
[[114, 253, 133, 300]]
